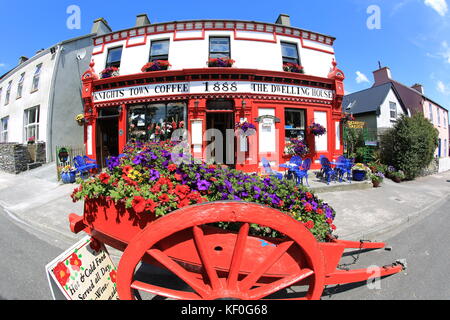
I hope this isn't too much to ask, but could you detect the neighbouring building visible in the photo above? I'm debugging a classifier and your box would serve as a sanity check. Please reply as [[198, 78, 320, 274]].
[[371, 66, 449, 171], [343, 82, 409, 141], [0, 18, 112, 164], [81, 14, 346, 172]]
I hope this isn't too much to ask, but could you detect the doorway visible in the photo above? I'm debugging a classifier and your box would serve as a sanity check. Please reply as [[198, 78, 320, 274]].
[[96, 116, 119, 169], [206, 112, 235, 165]]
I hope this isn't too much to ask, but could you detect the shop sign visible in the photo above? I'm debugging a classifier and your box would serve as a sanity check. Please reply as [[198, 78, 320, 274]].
[[347, 121, 365, 129], [93, 81, 334, 103], [46, 236, 119, 300]]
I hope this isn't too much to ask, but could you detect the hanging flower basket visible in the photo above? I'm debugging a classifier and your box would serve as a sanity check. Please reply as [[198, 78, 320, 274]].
[[235, 121, 256, 137], [284, 138, 309, 157], [99, 67, 120, 79], [340, 113, 355, 125], [141, 60, 171, 72], [309, 123, 327, 136], [208, 57, 235, 68], [75, 114, 85, 126], [283, 63, 304, 74]]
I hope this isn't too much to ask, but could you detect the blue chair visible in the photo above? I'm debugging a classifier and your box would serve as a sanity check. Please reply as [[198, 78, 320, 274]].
[[74, 155, 99, 178], [261, 158, 283, 180], [320, 157, 337, 185], [336, 156, 353, 182], [293, 158, 312, 186]]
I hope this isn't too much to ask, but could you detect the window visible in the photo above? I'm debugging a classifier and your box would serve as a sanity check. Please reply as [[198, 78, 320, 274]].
[[281, 42, 300, 65], [31, 64, 42, 92], [0, 87, 2, 105], [437, 109, 441, 126], [24, 106, 40, 142], [285, 108, 306, 141], [389, 102, 397, 120], [5, 81, 12, 105], [128, 102, 187, 142], [209, 37, 231, 59], [429, 103, 433, 123], [1, 117, 8, 142], [105, 47, 123, 69], [17, 72, 25, 99], [149, 40, 170, 62]]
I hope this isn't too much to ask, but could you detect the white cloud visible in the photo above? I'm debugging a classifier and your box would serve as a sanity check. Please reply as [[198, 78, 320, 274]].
[[437, 80, 450, 94], [440, 41, 450, 63], [355, 71, 370, 84], [424, 0, 448, 16], [0, 63, 6, 68]]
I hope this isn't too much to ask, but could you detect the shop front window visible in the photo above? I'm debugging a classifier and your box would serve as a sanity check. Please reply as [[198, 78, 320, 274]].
[[128, 101, 187, 142], [285, 108, 306, 141]]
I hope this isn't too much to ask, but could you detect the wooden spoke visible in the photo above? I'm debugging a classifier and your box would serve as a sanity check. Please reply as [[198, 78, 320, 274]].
[[147, 248, 210, 298], [131, 280, 201, 300], [248, 268, 314, 300], [227, 222, 250, 289], [239, 240, 294, 292], [193, 225, 221, 290]]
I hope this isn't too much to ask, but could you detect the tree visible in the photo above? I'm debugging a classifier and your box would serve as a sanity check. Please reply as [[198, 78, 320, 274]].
[[380, 114, 438, 180]]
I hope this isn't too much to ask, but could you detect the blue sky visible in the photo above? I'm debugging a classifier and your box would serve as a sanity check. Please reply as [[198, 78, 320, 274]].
[[0, 0, 449, 110]]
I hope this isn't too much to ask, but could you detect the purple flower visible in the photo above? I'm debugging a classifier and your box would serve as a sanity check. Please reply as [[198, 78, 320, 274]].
[[197, 180, 211, 191], [149, 169, 160, 181], [107, 157, 121, 171]]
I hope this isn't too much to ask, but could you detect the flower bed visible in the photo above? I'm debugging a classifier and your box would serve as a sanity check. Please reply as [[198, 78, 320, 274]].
[[71, 141, 336, 241]]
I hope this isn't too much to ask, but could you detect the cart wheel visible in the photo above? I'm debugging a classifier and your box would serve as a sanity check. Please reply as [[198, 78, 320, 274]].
[[117, 201, 325, 300]]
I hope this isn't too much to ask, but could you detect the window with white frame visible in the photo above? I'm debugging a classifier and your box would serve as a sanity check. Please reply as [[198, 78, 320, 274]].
[[429, 103, 433, 123], [17, 72, 25, 99], [1, 117, 8, 142], [24, 106, 40, 142], [105, 47, 123, 69], [437, 109, 441, 126], [31, 64, 42, 92], [149, 39, 170, 62], [389, 102, 397, 120], [5, 81, 12, 105]]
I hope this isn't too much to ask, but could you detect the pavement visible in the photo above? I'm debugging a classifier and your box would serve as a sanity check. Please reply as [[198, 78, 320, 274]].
[[0, 162, 449, 250]]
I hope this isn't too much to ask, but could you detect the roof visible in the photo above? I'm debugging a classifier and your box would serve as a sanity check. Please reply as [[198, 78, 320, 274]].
[[343, 83, 395, 115]]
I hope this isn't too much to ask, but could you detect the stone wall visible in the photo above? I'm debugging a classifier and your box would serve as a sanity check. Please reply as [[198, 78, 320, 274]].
[[0, 142, 46, 174]]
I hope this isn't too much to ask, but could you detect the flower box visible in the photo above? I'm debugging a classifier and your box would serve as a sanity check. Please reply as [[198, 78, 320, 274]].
[[141, 60, 171, 72], [283, 63, 304, 74], [100, 67, 120, 79], [208, 58, 235, 68]]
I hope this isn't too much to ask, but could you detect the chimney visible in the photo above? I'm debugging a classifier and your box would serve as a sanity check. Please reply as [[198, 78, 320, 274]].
[[136, 14, 151, 27], [373, 66, 392, 86], [275, 14, 291, 27], [91, 18, 112, 35], [18, 56, 29, 65], [411, 83, 424, 95]]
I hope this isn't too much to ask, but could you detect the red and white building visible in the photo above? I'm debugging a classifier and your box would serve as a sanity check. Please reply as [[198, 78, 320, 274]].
[[81, 14, 345, 172]]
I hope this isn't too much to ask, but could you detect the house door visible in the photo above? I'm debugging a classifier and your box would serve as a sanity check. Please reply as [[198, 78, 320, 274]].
[[96, 116, 119, 169], [206, 112, 235, 165]]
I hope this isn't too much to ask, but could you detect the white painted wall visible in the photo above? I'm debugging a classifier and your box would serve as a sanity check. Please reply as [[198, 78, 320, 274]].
[[0, 50, 57, 144], [92, 30, 336, 78], [377, 88, 406, 129]]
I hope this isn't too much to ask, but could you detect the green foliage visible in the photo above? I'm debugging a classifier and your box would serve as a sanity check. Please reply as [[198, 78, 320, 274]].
[[380, 114, 439, 180]]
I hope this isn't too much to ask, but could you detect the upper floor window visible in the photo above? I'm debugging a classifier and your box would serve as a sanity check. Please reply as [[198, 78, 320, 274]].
[[389, 102, 397, 120], [5, 81, 12, 105], [106, 47, 123, 69], [31, 64, 42, 92], [149, 40, 170, 62], [281, 42, 300, 65], [17, 72, 25, 99], [437, 109, 441, 126], [429, 103, 433, 123], [0, 117, 8, 143], [209, 37, 231, 59], [24, 105, 40, 142]]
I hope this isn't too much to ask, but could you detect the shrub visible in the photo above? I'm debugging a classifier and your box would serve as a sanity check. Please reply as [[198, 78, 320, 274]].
[[380, 114, 438, 180]]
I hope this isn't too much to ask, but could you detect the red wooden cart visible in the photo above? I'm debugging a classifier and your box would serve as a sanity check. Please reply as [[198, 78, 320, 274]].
[[69, 199, 406, 300]]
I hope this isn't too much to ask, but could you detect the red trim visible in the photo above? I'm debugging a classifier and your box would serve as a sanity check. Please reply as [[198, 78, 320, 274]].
[[92, 43, 105, 56], [173, 29, 206, 41], [233, 29, 278, 43], [125, 34, 148, 48], [300, 38, 335, 55]]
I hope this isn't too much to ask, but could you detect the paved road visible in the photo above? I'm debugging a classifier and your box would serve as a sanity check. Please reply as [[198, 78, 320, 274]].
[[0, 197, 449, 300]]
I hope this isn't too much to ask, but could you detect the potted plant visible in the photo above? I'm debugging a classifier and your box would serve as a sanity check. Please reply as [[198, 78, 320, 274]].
[[283, 62, 304, 74], [390, 170, 405, 183], [207, 57, 235, 68], [284, 138, 309, 157], [75, 114, 85, 126], [351, 163, 369, 181], [99, 66, 120, 79], [235, 121, 256, 137], [61, 165, 77, 184], [309, 123, 327, 137], [141, 60, 171, 72], [369, 171, 384, 188]]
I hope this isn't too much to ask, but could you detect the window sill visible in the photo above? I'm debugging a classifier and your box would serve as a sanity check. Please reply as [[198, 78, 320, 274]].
[[30, 89, 39, 94]]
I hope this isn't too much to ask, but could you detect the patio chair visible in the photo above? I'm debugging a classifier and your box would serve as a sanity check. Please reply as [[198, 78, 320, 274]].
[[261, 158, 283, 180], [336, 156, 353, 182], [320, 156, 337, 185], [74, 155, 99, 178], [293, 158, 312, 186]]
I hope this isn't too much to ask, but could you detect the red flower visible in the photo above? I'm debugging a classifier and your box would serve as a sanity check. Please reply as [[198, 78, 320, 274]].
[[304, 221, 315, 230], [122, 165, 133, 175], [331, 224, 337, 231], [305, 192, 313, 199], [145, 199, 157, 213], [177, 198, 191, 208], [158, 194, 170, 203], [132, 196, 147, 213], [53, 262, 71, 287], [175, 185, 190, 197], [304, 203, 313, 212], [69, 253, 82, 271], [174, 173, 183, 181], [99, 172, 110, 184], [109, 270, 117, 283], [316, 208, 324, 215], [167, 164, 177, 172]]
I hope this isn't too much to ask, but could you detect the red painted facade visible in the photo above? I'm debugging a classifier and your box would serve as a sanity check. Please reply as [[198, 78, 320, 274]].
[[81, 61, 345, 171]]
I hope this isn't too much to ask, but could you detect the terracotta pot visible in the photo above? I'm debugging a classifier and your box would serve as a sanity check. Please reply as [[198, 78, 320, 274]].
[[392, 177, 402, 183], [27, 144, 37, 162], [372, 180, 381, 188]]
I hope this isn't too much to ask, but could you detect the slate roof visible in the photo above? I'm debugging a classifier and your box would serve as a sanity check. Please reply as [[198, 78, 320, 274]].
[[342, 83, 394, 115]]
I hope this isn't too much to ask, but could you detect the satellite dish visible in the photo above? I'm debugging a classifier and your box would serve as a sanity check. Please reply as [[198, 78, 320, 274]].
[[76, 49, 86, 60]]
